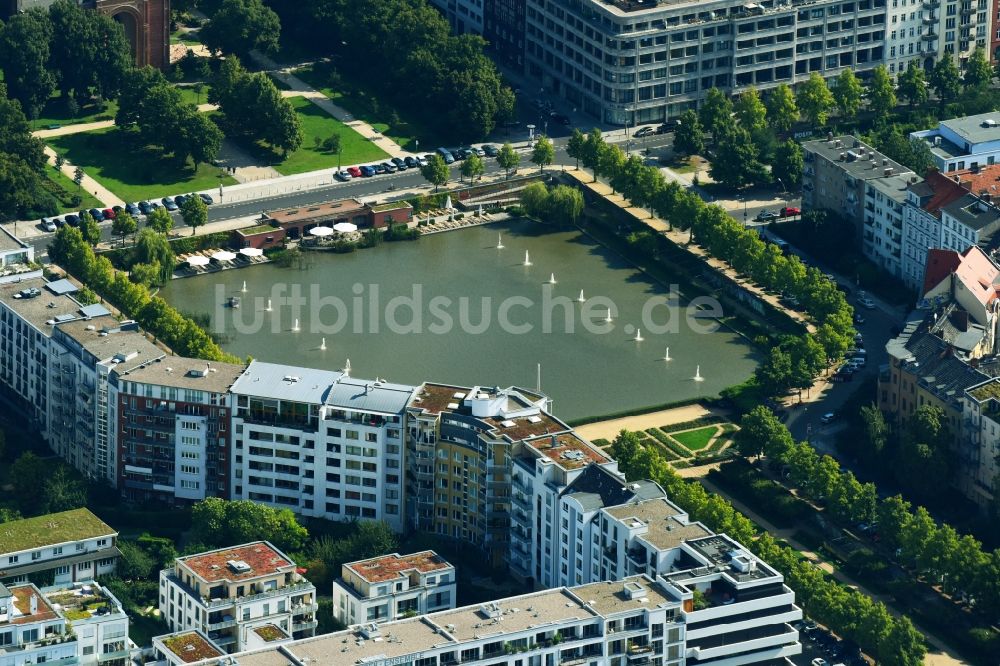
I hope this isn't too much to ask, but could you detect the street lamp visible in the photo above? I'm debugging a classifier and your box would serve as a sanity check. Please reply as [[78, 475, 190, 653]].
[[742, 196, 748, 226], [415, 139, 419, 154], [527, 124, 536, 142]]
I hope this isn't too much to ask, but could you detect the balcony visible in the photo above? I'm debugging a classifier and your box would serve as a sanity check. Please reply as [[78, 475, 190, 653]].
[[206, 618, 237, 631], [98, 650, 131, 662], [292, 620, 318, 632], [292, 602, 319, 614], [922, 15, 936, 23], [922, 31, 938, 40]]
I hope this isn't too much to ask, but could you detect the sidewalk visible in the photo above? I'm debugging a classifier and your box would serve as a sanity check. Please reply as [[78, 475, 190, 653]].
[[43, 146, 124, 208], [249, 51, 409, 159], [699, 477, 967, 666]]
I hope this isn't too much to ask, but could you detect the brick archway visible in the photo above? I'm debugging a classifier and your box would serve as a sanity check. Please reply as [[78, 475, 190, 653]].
[[95, 0, 170, 70]]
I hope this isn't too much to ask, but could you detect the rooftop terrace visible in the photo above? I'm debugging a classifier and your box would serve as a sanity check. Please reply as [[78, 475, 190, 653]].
[[3, 584, 59, 626], [0, 508, 115, 554], [159, 632, 225, 663], [179, 542, 292, 583], [44, 583, 121, 623], [345, 551, 451, 584], [409, 383, 474, 415], [525, 432, 610, 470]]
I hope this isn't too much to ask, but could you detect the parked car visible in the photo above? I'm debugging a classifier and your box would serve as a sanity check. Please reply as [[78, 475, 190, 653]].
[[847, 357, 866, 368], [857, 295, 876, 309], [138, 201, 153, 215], [64, 214, 80, 227], [416, 155, 429, 167], [391, 157, 407, 171], [831, 371, 853, 383], [381, 161, 397, 173], [550, 112, 571, 125], [199, 193, 214, 205], [482, 144, 498, 157], [811, 658, 829, 666], [347, 166, 363, 178], [360, 165, 376, 177], [780, 206, 801, 217], [755, 210, 779, 222], [88, 208, 105, 221], [656, 119, 681, 134], [820, 412, 836, 424], [125, 202, 141, 217], [112, 205, 125, 216], [174, 194, 189, 206], [102, 208, 117, 220], [161, 197, 178, 211], [436, 147, 455, 164], [404, 156, 419, 168], [634, 126, 655, 138], [40, 218, 57, 232]]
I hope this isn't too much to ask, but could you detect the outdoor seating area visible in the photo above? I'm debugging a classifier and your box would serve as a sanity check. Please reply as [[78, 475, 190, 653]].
[[417, 208, 499, 235], [173, 247, 269, 279]]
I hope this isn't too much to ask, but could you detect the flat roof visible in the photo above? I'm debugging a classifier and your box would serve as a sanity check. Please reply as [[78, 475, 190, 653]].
[[0, 226, 27, 253], [604, 499, 712, 551], [940, 111, 1000, 148], [0, 509, 115, 554], [230, 361, 343, 403], [159, 631, 225, 663], [325, 376, 416, 415], [0, 277, 86, 334], [56, 319, 164, 370], [968, 378, 1000, 402], [866, 174, 912, 203], [942, 193, 1000, 231], [409, 382, 471, 415], [524, 432, 610, 470], [3, 583, 59, 626], [266, 198, 366, 225], [803, 135, 913, 180], [289, 618, 447, 664], [231, 650, 297, 666], [118, 357, 245, 394], [43, 582, 124, 624], [483, 410, 569, 442], [571, 576, 678, 616], [178, 542, 293, 583], [345, 551, 451, 584]]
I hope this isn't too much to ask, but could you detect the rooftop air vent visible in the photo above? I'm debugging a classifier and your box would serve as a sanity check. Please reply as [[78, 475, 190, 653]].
[[226, 560, 252, 574]]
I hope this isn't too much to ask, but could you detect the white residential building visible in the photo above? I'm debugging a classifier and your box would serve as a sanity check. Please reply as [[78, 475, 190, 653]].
[[150, 562, 801, 666], [0, 582, 78, 666], [0, 227, 36, 285], [158, 542, 317, 654], [42, 581, 131, 666], [863, 174, 912, 278], [885, 0, 933, 75], [332, 551, 456, 626], [961, 379, 1000, 508], [230, 362, 413, 531], [0, 509, 118, 587], [912, 111, 1000, 173]]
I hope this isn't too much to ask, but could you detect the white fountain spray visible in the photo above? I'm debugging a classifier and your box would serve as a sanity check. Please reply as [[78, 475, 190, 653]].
[[319, 338, 327, 351], [663, 347, 671, 361], [523, 250, 532, 266], [241, 280, 247, 293], [577, 289, 585, 303], [497, 233, 505, 249], [634, 328, 644, 342], [344, 358, 352, 376], [548, 273, 557, 284], [694, 365, 704, 381], [265, 298, 272, 312], [605, 307, 613, 323], [292, 319, 300, 332]]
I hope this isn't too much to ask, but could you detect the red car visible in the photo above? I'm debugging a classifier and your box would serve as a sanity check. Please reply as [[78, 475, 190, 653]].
[[347, 166, 363, 178], [780, 206, 801, 218], [102, 208, 117, 220]]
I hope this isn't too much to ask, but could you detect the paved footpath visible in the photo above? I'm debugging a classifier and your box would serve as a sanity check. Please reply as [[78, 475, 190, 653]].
[[249, 51, 409, 158], [574, 403, 718, 442], [43, 146, 124, 208]]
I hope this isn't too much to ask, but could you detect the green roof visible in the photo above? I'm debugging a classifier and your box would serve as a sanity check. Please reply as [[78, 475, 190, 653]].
[[369, 201, 411, 213], [0, 509, 116, 554], [237, 223, 280, 236], [969, 380, 1000, 402]]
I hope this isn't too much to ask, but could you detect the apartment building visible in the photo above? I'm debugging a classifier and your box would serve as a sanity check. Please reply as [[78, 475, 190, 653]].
[[0, 509, 118, 587], [230, 362, 413, 531], [158, 542, 317, 654], [522, 0, 889, 125], [151, 558, 801, 666], [901, 170, 969, 290], [961, 378, 1000, 508], [0, 277, 98, 436], [152, 631, 225, 666], [406, 383, 556, 566], [332, 551, 456, 625], [801, 135, 913, 236], [429, 0, 485, 33], [0, 582, 78, 666], [863, 173, 912, 278], [484, 0, 525, 71], [42, 581, 131, 666], [115, 358, 244, 505], [48, 319, 163, 484], [913, 111, 1000, 172]]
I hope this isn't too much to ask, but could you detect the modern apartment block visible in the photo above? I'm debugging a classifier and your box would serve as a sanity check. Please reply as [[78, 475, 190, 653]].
[[151, 557, 801, 666], [229, 362, 413, 531], [115, 358, 244, 505], [912, 111, 1000, 172], [331, 551, 456, 625], [405, 383, 556, 566], [961, 378, 1000, 507], [158, 542, 317, 654], [42, 581, 131, 666], [862, 173, 912, 279], [0, 582, 78, 666], [521, 0, 891, 125], [0, 509, 118, 587]]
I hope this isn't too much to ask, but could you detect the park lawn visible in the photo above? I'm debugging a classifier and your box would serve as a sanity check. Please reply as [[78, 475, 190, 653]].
[[270, 96, 388, 176], [174, 85, 208, 107], [294, 65, 446, 151], [47, 126, 236, 203], [669, 426, 718, 452], [170, 28, 203, 46], [34, 93, 117, 128], [44, 167, 103, 213]]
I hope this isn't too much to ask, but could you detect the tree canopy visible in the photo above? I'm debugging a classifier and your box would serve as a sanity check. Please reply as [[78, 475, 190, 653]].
[[191, 498, 309, 553], [201, 0, 282, 58]]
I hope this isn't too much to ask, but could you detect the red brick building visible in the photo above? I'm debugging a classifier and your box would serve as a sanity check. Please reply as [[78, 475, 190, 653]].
[[96, 0, 171, 70]]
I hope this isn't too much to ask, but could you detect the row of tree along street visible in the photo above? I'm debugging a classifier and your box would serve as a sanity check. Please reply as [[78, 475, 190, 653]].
[[610, 428, 926, 666]]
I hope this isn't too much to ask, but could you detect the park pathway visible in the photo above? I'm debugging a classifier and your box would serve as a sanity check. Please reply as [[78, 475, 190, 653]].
[[43, 146, 124, 208], [574, 404, 719, 442], [248, 51, 409, 159]]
